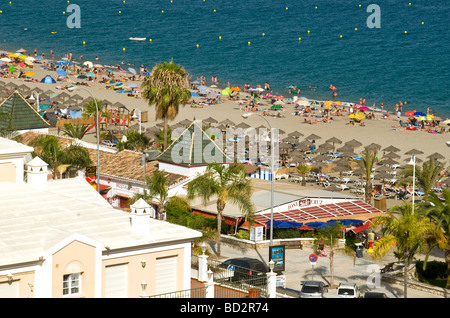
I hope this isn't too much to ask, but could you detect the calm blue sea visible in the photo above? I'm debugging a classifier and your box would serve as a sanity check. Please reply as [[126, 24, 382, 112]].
[[0, 0, 449, 116]]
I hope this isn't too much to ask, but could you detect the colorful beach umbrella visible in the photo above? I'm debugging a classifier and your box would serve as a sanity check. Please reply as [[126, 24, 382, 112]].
[[271, 104, 282, 109], [358, 106, 370, 111], [310, 101, 320, 106], [57, 69, 68, 77], [23, 71, 35, 77], [414, 111, 426, 117], [405, 111, 415, 117], [86, 72, 95, 77]]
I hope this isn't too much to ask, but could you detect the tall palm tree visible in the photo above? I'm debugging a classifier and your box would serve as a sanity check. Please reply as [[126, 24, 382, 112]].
[[371, 202, 434, 297], [187, 163, 254, 255], [418, 188, 450, 288], [29, 135, 92, 179], [312, 221, 355, 287], [354, 147, 378, 204], [141, 60, 191, 151], [400, 157, 447, 199]]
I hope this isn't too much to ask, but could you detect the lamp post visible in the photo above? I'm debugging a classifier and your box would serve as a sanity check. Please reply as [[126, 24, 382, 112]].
[[68, 87, 100, 194], [242, 112, 275, 248], [409, 155, 416, 214]]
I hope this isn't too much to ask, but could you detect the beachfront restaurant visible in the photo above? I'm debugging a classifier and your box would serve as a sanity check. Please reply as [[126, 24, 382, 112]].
[[190, 180, 385, 241]]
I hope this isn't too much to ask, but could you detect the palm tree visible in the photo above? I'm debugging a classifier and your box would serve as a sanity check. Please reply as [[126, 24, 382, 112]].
[[29, 135, 92, 179], [354, 147, 378, 204], [371, 202, 434, 297], [187, 163, 254, 255], [60, 123, 90, 139], [312, 221, 355, 287], [296, 163, 312, 186], [116, 130, 150, 152], [141, 60, 191, 151], [418, 188, 450, 289], [81, 98, 106, 119], [400, 157, 447, 199], [129, 169, 169, 219]]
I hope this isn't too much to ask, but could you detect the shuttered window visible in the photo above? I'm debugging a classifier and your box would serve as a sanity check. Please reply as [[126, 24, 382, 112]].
[[0, 281, 19, 298], [155, 256, 177, 295], [104, 263, 128, 298]]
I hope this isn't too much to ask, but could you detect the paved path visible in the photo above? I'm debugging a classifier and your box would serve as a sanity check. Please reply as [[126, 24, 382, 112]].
[[211, 240, 445, 298]]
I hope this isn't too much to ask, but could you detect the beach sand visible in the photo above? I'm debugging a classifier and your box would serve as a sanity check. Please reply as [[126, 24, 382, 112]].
[[1, 48, 449, 171]]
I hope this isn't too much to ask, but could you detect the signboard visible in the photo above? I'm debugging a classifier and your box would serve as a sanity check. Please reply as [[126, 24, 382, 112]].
[[269, 245, 285, 272], [250, 226, 264, 242], [86, 166, 96, 177], [276, 274, 286, 287]]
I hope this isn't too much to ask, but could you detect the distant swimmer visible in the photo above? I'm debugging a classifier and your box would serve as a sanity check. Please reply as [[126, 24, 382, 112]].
[[329, 84, 337, 90]]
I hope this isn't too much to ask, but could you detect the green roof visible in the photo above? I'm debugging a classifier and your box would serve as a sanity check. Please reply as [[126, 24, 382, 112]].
[[156, 121, 231, 166], [0, 91, 50, 130]]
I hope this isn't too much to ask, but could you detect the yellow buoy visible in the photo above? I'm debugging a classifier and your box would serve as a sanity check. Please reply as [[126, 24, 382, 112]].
[[161, 10, 164, 13], [422, 21, 424, 25], [119, 11, 121, 13], [248, 41, 251, 46], [286, 7, 288, 10], [213, 9, 216, 12], [262, 33, 265, 37], [149, 39, 152, 42], [219, 36, 221, 40], [355, 28, 358, 31], [63, 11, 65, 15], [359, 4, 361, 7], [123, 48, 126, 51], [340, 35, 343, 38], [298, 37, 301, 41], [196, 44, 199, 48], [307, 30, 310, 34], [315, 6, 317, 9], [404, 30, 408, 34], [83, 41, 86, 45]]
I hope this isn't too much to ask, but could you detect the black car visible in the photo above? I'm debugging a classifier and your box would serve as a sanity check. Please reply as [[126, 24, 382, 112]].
[[364, 292, 388, 298], [219, 257, 269, 283]]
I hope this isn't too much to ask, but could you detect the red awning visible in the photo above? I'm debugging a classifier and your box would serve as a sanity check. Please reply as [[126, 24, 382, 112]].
[[348, 221, 372, 233]]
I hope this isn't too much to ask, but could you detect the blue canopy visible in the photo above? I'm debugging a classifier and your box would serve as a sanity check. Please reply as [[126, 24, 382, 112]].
[[326, 219, 364, 226], [304, 221, 328, 229], [40, 75, 56, 84], [191, 92, 200, 97], [267, 220, 303, 228]]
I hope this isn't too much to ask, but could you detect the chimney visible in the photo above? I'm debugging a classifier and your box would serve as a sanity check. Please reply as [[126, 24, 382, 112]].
[[26, 156, 48, 190], [129, 198, 152, 236]]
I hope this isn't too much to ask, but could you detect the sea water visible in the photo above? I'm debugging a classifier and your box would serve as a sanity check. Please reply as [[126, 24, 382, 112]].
[[0, 0, 448, 116]]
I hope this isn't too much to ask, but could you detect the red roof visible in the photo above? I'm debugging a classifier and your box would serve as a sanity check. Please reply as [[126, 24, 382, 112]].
[[254, 200, 382, 225]]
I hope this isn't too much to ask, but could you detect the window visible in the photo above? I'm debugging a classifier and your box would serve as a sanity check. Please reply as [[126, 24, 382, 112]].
[[63, 273, 81, 296]]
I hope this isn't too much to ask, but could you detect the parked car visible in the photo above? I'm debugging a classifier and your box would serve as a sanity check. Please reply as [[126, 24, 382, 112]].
[[337, 283, 361, 298], [219, 257, 269, 283], [299, 281, 328, 298], [364, 292, 388, 298]]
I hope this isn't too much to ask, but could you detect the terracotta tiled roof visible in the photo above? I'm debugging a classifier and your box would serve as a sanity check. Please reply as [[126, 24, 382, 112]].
[[18, 131, 188, 186]]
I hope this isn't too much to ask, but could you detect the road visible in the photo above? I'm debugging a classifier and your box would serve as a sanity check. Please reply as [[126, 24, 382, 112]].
[[210, 240, 445, 298]]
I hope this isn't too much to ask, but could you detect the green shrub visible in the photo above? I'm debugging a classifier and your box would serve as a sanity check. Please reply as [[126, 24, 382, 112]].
[[236, 230, 250, 240], [415, 260, 447, 280]]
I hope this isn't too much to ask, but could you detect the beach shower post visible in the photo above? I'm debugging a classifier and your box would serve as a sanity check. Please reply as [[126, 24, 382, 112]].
[[68, 87, 100, 194], [242, 112, 275, 250]]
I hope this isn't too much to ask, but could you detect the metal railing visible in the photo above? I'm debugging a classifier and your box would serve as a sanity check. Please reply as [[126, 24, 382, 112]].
[[192, 255, 268, 298], [150, 286, 207, 298]]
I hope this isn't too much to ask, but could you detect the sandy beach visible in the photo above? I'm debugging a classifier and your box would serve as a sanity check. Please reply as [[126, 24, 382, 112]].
[[1, 47, 449, 181]]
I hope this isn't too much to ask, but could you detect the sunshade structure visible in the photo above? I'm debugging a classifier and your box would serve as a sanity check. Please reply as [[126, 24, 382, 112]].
[[255, 200, 383, 226], [40, 75, 56, 84], [0, 91, 50, 131]]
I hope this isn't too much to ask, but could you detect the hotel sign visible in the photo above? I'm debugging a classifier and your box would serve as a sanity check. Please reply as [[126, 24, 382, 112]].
[[287, 198, 323, 211]]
